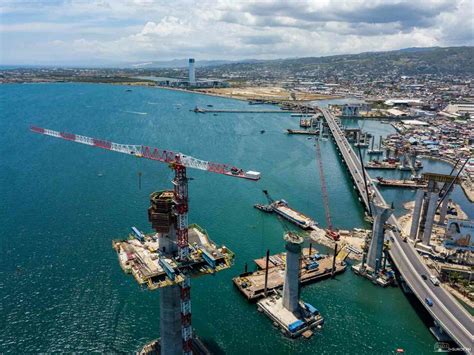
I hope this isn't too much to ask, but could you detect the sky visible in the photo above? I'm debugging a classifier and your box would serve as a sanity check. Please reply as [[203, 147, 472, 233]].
[[1, 0, 473, 65]]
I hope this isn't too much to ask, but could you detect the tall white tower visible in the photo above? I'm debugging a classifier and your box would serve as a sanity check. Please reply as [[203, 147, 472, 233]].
[[188, 58, 195, 85]]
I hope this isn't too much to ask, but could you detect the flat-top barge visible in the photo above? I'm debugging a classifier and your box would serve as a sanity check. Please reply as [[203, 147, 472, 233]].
[[254, 197, 318, 230]]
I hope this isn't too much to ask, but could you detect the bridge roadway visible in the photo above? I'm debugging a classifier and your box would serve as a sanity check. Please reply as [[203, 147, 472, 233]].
[[320, 107, 473, 351]]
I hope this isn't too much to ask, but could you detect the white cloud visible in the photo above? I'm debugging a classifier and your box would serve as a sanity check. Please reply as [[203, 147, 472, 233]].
[[1, 0, 472, 64]]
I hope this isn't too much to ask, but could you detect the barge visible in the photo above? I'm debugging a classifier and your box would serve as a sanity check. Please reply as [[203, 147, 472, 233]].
[[254, 199, 318, 229], [287, 129, 320, 135]]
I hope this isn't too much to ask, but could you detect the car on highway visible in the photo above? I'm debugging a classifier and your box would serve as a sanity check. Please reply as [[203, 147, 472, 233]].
[[425, 297, 433, 307], [421, 274, 427, 280], [429, 275, 440, 286]]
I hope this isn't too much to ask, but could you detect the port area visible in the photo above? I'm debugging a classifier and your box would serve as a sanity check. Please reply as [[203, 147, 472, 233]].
[[257, 294, 324, 338], [112, 224, 234, 290], [375, 176, 428, 189], [351, 264, 395, 287], [141, 334, 211, 355], [233, 248, 346, 301]]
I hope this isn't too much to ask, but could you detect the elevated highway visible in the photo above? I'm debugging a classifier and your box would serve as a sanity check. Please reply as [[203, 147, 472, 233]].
[[319, 107, 473, 351]]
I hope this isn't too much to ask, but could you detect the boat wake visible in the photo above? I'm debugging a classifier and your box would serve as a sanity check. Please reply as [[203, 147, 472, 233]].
[[121, 110, 148, 115]]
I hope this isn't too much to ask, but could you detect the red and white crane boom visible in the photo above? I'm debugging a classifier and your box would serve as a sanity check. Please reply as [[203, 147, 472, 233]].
[[30, 126, 261, 181]]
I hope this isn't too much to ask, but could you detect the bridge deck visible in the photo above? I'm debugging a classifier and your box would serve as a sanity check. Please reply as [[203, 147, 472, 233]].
[[319, 107, 473, 351]]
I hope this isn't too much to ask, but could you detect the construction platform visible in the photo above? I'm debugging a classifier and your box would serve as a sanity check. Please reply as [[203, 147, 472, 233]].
[[351, 264, 395, 287], [141, 335, 211, 355], [233, 248, 346, 301], [257, 294, 324, 338], [113, 223, 234, 290]]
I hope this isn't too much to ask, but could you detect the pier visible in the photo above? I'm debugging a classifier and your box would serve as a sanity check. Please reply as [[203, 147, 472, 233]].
[[319, 107, 473, 350], [192, 106, 290, 114]]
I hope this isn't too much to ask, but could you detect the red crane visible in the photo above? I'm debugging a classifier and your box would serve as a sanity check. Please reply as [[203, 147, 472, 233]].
[[31, 125, 260, 354], [315, 139, 339, 241]]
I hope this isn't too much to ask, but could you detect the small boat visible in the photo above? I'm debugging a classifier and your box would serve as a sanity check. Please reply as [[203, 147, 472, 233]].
[[260, 130, 265, 134], [207, 104, 214, 107], [126, 89, 132, 92]]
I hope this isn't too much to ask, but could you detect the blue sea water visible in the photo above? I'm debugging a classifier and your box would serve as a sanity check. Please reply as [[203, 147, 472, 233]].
[[0, 83, 459, 353]]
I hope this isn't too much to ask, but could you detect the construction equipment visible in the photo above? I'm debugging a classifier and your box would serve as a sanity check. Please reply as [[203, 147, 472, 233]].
[[30, 126, 260, 355], [315, 140, 339, 241]]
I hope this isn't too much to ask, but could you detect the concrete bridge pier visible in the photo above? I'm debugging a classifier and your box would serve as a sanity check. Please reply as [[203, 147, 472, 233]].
[[438, 193, 451, 225], [282, 232, 304, 313], [422, 192, 439, 245], [410, 189, 425, 240], [367, 201, 393, 273]]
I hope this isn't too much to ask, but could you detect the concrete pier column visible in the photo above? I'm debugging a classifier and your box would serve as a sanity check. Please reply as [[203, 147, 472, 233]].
[[367, 202, 393, 273], [422, 192, 438, 245], [438, 194, 450, 225], [410, 189, 425, 240], [159, 285, 183, 355], [282, 232, 304, 313]]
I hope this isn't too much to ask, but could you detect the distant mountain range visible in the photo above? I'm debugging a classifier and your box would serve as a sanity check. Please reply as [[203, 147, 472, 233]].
[[204, 46, 474, 76]]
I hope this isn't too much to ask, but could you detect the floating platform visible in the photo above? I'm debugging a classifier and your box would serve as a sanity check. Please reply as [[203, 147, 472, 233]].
[[254, 200, 318, 230], [233, 248, 346, 301], [257, 294, 324, 338], [113, 224, 235, 290], [286, 129, 319, 135], [351, 264, 395, 287]]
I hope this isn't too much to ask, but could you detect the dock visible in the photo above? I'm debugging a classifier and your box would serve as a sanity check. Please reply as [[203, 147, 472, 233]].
[[233, 248, 346, 301], [192, 106, 289, 114]]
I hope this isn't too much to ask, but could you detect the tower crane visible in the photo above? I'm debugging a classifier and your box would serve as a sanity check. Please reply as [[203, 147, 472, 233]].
[[315, 139, 339, 241], [30, 125, 260, 355]]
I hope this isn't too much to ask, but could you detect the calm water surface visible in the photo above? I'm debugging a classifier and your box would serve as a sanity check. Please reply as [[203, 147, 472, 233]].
[[1, 83, 460, 353]]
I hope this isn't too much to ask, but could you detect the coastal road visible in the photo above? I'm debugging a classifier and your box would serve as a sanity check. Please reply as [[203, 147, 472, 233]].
[[319, 107, 473, 351]]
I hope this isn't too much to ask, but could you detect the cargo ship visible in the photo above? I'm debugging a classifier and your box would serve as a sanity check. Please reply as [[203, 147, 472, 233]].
[[254, 199, 318, 229]]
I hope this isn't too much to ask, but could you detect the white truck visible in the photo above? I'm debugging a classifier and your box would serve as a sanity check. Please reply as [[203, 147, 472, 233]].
[[429, 275, 440, 286]]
